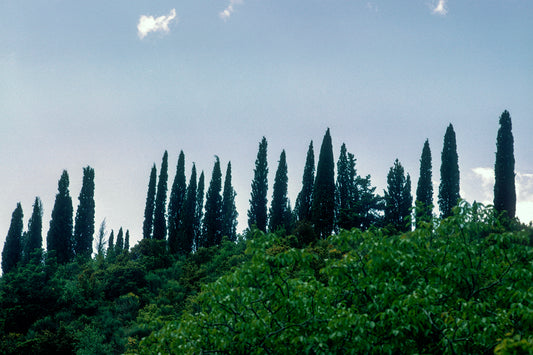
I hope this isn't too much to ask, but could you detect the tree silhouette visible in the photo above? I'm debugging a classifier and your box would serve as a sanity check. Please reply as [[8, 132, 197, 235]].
[[415, 140, 433, 226], [295, 141, 315, 222], [168, 151, 186, 254], [248, 137, 268, 232], [438, 124, 460, 218], [2, 203, 23, 274], [74, 166, 95, 258], [222, 162, 238, 241], [203, 157, 223, 247], [47, 170, 74, 264], [153, 151, 169, 240], [269, 150, 289, 233], [384, 159, 412, 232], [494, 110, 516, 219], [143, 164, 157, 239]]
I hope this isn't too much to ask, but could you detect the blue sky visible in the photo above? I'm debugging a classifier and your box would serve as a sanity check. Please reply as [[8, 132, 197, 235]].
[[1, 0, 532, 253]]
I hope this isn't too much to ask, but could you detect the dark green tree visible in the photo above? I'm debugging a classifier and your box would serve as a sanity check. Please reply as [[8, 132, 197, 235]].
[[438, 124, 460, 218], [311, 128, 336, 239], [153, 151, 169, 240], [124, 230, 130, 252], [95, 219, 107, 257], [107, 230, 115, 259], [269, 150, 289, 233], [177, 164, 197, 254], [494, 110, 516, 219], [143, 164, 157, 239], [384, 159, 413, 232], [115, 227, 124, 254], [354, 174, 384, 230], [415, 139, 433, 226], [221, 162, 238, 241], [336, 143, 358, 230], [200, 157, 222, 248], [168, 151, 187, 254], [295, 141, 315, 222], [74, 166, 95, 258], [248, 137, 268, 232], [202, 157, 223, 247], [2, 203, 23, 274], [47, 170, 74, 264], [194, 171, 205, 250], [23, 197, 43, 264]]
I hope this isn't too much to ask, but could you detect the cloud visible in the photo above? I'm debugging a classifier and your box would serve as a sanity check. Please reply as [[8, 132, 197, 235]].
[[432, 0, 448, 15], [219, 0, 243, 21], [137, 8, 177, 39]]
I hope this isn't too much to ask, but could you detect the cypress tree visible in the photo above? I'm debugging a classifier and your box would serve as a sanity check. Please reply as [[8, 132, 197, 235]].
[[95, 219, 107, 257], [295, 141, 315, 222], [153, 151, 169, 240], [107, 230, 115, 259], [115, 227, 124, 254], [143, 164, 157, 239], [194, 171, 205, 249], [415, 139, 433, 226], [269, 150, 289, 233], [438, 124, 460, 218], [168, 151, 187, 253], [2, 203, 24, 274], [23, 197, 43, 264], [248, 137, 268, 232], [494, 110, 516, 219], [124, 230, 130, 252], [336, 143, 359, 230], [311, 128, 336, 239], [294, 141, 315, 221], [74, 166, 95, 258], [222, 162, 238, 241], [203, 157, 223, 247], [384, 159, 413, 232], [177, 164, 197, 254], [47, 170, 74, 264]]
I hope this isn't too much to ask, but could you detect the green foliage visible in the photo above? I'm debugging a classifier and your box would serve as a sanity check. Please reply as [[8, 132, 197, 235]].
[[194, 171, 205, 249], [248, 136, 269, 232], [269, 150, 289, 233], [177, 164, 197, 255], [141, 201, 533, 354], [74, 166, 96, 259], [142, 164, 157, 239], [311, 128, 336, 239], [2, 203, 23, 274], [23, 197, 43, 265], [47, 170, 74, 264], [439, 124, 460, 218], [153, 151, 169, 240], [295, 141, 315, 223], [415, 139, 433, 226], [168, 150, 187, 254], [494, 110, 516, 219]]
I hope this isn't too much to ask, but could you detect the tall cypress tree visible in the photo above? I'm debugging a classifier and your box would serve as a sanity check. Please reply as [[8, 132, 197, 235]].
[[335, 143, 359, 230], [23, 197, 43, 264], [194, 171, 205, 249], [177, 164, 197, 255], [269, 150, 289, 233], [115, 227, 124, 255], [143, 164, 157, 239], [168, 151, 187, 253], [203, 157, 223, 247], [438, 124, 460, 218], [311, 128, 336, 239], [222, 162, 238, 241], [295, 141, 315, 222], [494, 110, 516, 219], [47, 170, 74, 264], [74, 166, 95, 258], [415, 139, 433, 226], [153, 151, 169, 240], [248, 137, 268, 232], [2, 203, 24, 274], [384, 159, 413, 232], [124, 230, 130, 252], [107, 230, 115, 260]]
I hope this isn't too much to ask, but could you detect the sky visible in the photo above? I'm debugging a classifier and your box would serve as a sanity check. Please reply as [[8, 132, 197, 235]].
[[1, 0, 532, 258]]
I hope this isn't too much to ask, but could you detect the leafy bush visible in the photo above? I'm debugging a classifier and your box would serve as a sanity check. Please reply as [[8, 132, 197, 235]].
[[139, 202, 533, 354]]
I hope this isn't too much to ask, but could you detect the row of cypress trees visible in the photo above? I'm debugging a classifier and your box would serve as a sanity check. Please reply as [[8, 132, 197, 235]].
[[141, 151, 238, 255], [2, 167, 97, 273], [2, 110, 517, 273]]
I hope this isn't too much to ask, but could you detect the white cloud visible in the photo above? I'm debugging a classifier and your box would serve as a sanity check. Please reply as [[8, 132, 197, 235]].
[[432, 0, 448, 16], [219, 0, 243, 21], [137, 8, 177, 39]]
